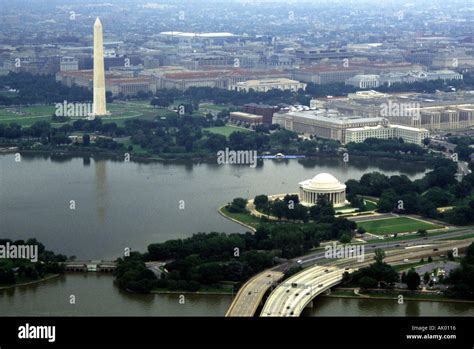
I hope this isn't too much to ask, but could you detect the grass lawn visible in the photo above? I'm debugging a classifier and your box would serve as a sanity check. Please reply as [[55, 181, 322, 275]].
[[219, 207, 261, 228], [0, 105, 55, 126], [205, 125, 251, 138], [199, 103, 232, 112], [115, 137, 149, 155], [440, 233, 474, 241], [0, 101, 168, 127], [357, 217, 443, 235], [363, 200, 378, 211]]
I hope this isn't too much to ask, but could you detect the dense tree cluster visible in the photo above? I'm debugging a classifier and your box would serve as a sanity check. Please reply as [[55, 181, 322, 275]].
[[256, 194, 343, 225], [0, 238, 66, 285], [346, 249, 399, 289], [114, 252, 158, 293], [449, 136, 474, 162], [346, 138, 428, 160], [445, 243, 474, 299], [114, 209, 358, 293], [0, 72, 92, 105], [345, 158, 474, 225], [143, 232, 276, 291]]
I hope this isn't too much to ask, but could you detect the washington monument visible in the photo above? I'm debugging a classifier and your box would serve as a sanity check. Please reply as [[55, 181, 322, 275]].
[[93, 17, 107, 116]]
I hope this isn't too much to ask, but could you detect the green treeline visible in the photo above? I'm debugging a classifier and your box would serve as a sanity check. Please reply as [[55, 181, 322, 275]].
[[0, 238, 66, 285]]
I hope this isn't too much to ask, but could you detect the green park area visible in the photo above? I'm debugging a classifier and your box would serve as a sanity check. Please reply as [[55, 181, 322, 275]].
[[0, 105, 55, 126], [0, 101, 175, 127], [357, 217, 443, 235], [199, 103, 231, 112], [219, 206, 261, 229]]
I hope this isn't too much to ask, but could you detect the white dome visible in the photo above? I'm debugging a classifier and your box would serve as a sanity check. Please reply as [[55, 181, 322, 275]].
[[310, 173, 339, 186], [299, 172, 346, 191]]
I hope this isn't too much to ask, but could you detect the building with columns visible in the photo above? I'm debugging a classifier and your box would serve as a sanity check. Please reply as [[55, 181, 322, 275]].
[[298, 173, 347, 208]]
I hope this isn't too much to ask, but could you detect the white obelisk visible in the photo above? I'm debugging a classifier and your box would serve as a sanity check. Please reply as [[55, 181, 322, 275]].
[[93, 17, 107, 116]]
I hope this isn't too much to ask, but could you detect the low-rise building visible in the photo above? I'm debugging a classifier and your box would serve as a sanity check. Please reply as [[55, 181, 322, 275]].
[[229, 78, 306, 92], [242, 103, 278, 124], [345, 124, 429, 145], [229, 111, 263, 125], [292, 66, 362, 84], [56, 70, 157, 96], [345, 74, 380, 89], [273, 108, 387, 143]]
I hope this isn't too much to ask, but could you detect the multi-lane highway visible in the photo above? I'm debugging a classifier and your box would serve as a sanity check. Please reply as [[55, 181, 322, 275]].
[[261, 239, 474, 317], [225, 270, 284, 317]]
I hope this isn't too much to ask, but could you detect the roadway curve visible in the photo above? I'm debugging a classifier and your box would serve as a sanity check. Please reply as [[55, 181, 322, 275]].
[[226, 227, 474, 317], [261, 239, 474, 317]]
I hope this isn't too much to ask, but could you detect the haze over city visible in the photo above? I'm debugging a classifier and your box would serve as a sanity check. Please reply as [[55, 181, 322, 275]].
[[0, 0, 473, 346]]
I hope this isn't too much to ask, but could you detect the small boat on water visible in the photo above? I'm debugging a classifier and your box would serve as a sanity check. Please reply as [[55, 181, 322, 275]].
[[257, 153, 305, 159]]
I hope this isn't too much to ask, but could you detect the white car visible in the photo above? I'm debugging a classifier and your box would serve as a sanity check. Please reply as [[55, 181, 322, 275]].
[[296, 259, 303, 264]]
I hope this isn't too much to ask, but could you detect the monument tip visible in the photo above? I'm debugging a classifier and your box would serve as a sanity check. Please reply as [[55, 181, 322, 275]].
[[94, 17, 102, 26]]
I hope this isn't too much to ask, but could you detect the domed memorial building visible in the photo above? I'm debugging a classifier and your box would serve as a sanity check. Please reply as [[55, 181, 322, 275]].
[[298, 173, 347, 208]]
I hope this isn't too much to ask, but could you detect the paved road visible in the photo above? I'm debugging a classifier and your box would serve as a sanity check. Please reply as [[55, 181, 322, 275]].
[[262, 240, 474, 317], [225, 227, 474, 317], [226, 270, 284, 317]]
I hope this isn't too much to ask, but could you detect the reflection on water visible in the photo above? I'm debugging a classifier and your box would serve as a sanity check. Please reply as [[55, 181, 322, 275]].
[[303, 296, 474, 317], [0, 153, 429, 260], [2, 274, 472, 317], [95, 160, 107, 225], [0, 274, 232, 316]]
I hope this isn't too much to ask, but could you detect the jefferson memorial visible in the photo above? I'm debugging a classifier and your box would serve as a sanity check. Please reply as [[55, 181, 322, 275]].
[[298, 173, 347, 208]]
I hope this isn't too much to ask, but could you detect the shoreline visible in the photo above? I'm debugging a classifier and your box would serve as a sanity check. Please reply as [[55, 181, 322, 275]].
[[217, 205, 257, 232], [0, 147, 433, 165], [0, 274, 61, 290], [322, 288, 474, 304]]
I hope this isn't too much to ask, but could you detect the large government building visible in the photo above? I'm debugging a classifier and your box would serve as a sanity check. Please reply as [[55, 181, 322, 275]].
[[298, 173, 347, 208]]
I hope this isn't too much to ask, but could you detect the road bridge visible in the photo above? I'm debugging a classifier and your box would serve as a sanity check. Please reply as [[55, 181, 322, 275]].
[[261, 240, 474, 317]]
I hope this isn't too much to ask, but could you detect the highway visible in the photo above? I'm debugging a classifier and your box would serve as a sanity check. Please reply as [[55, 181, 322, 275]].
[[226, 226, 474, 317], [225, 270, 284, 317], [261, 239, 474, 317]]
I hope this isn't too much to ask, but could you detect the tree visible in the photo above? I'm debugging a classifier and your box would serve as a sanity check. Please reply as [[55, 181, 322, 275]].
[[83, 134, 90, 146], [417, 229, 427, 237], [374, 249, 386, 264], [423, 272, 430, 284], [227, 198, 248, 213], [339, 234, 352, 244], [359, 276, 378, 289], [405, 269, 421, 290], [357, 227, 366, 235], [254, 195, 269, 210]]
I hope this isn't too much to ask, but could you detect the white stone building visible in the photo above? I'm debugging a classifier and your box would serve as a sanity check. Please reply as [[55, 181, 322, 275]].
[[298, 173, 347, 208]]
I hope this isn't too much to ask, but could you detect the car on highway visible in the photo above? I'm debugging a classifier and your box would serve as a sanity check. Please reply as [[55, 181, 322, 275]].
[[296, 259, 303, 264], [318, 283, 324, 288]]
